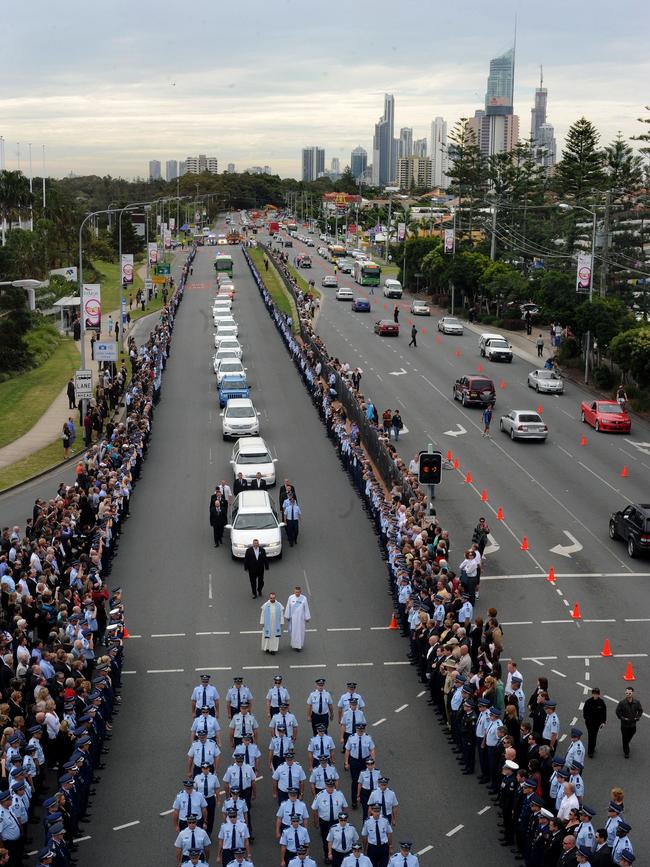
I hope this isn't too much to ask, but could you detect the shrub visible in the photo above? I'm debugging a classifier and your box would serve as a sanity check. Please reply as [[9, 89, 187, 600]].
[[498, 318, 526, 331], [631, 390, 650, 413], [592, 365, 617, 390]]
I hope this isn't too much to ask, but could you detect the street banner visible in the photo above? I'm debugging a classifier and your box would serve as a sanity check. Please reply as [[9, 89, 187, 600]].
[[156, 214, 161, 227], [81, 284, 101, 328], [444, 228, 455, 254], [576, 252, 592, 293], [169, 217, 176, 231], [164, 230, 172, 249], [93, 342, 118, 362], [397, 222, 406, 242], [148, 242, 158, 266], [120, 254, 134, 285]]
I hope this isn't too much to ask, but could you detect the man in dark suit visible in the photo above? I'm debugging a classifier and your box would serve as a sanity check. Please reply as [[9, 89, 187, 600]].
[[557, 834, 578, 867], [278, 479, 297, 521], [591, 831, 611, 867], [250, 472, 267, 491], [209, 493, 226, 547], [243, 539, 268, 598], [233, 473, 248, 496]]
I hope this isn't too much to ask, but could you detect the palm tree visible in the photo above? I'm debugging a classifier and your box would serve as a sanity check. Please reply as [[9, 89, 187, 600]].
[[0, 170, 32, 243]]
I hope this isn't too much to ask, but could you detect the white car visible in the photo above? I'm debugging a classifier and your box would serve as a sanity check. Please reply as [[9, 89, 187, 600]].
[[226, 490, 283, 560], [322, 275, 338, 288], [411, 300, 431, 316], [217, 237, 228, 246], [338, 260, 354, 274], [479, 333, 513, 362], [212, 299, 232, 312], [230, 436, 277, 486], [213, 348, 241, 373], [527, 369, 564, 393], [221, 398, 260, 439], [213, 313, 236, 328], [214, 323, 239, 346], [214, 337, 242, 358], [499, 410, 548, 441], [336, 287, 355, 301], [437, 316, 464, 334], [215, 358, 247, 385], [317, 246, 328, 257]]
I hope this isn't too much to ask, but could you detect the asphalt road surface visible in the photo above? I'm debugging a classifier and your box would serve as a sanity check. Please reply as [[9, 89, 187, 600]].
[[2, 223, 648, 864]]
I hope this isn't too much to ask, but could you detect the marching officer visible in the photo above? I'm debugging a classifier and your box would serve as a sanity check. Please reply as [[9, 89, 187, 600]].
[[223, 754, 256, 833], [191, 706, 222, 744], [288, 844, 317, 867], [327, 812, 359, 867], [192, 674, 220, 718], [541, 700, 560, 752], [188, 730, 220, 776], [225, 848, 254, 867], [226, 677, 254, 719], [270, 724, 294, 771], [273, 751, 307, 804], [270, 703, 300, 742], [337, 684, 366, 722], [342, 842, 372, 867], [217, 808, 251, 867], [229, 701, 259, 747], [565, 728, 587, 769], [310, 755, 341, 795], [174, 815, 211, 865], [344, 725, 376, 809], [276, 788, 309, 834], [388, 841, 419, 867], [194, 762, 220, 835], [361, 803, 392, 867], [173, 779, 208, 831], [267, 676, 291, 719], [308, 725, 336, 767], [340, 699, 366, 753], [357, 758, 382, 820], [280, 814, 311, 866], [221, 788, 248, 825], [312, 779, 348, 861], [307, 680, 334, 735], [235, 733, 261, 772], [367, 778, 398, 826]]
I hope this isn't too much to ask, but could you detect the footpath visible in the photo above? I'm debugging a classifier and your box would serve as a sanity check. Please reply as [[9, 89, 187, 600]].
[[0, 264, 161, 470]]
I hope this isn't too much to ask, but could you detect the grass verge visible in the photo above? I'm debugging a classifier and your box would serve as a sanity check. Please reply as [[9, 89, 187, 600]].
[[92, 258, 145, 311], [0, 439, 83, 493], [0, 337, 80, 449], [249, 249, 299, 333]]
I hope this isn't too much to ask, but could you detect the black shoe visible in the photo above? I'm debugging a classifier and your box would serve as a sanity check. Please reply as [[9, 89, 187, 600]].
[[461, 770, 473, 775], [252, 594, 257, 599]]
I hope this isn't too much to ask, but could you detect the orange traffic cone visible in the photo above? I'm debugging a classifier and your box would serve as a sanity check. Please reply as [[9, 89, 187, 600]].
[[571, 602, 582, 620], [601, 639, 613, 658], [537, 405, 543, 414], [447, 449, 453, 462], [499, 379, 507, 389], [496, 507, 504, 521], [455, 348, 462, 357], [623, 661, 636, 681], [436, 334, 441, 344], [521, 536, 529, 551], [464, 471, 472, 483], [481, 488, 488, 502], [547, 566, 556, 583], [388, 613, 399, 630], [477, 363, 484, 373], [123, 626, 130, 638], [580, 436, 587, 446], [453, 458, 459, 470], [620, 466, 628, 478]]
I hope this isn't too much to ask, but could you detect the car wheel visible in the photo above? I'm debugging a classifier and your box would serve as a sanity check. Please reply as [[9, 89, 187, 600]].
[[535, 383, 540, 392], [609, 521, 618, 540], [628, 537, 636, 558], [510, 428, 516, 440], [499, 420, 504, 431], [595, 420, 600, 432], [480, 348, 485, 357], [461, 394, 467, 407], [580, 411, 586, 423], [453, 389, 458, 401]]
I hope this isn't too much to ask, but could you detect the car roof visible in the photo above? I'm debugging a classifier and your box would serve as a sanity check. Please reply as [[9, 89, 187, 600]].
[[235, 490, 272, 511], [510, 409, 542, 415], [221, 373, 247, 383], [236, 436, 269, 452], [480, 332, 503, 340], [225, 398, 254, 409], [465, 375, 494, 383], [377, 319, 394, 324]]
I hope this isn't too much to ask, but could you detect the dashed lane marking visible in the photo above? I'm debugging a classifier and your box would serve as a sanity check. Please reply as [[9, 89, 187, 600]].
[[395, 704, 408, 713], [446, 824, 464, 837], [114, 821, 140, 831], [372, 718, 386, 727], [384, 661, 410, 666], [327, 627, 361, 632], [417, 690, 426, 698], [338, 662, 373, 667], [478, 806, 491, 815], [159, 809, 173, 816], [151, 633, 186, 638], [196, 631, 231, 635], [243, 665, 279, 670], [417, 845, 434, 855], [195, 666, 232, 671], [551, 670, 567, 678], [501, 621, 533, 626], [147, 668, 184, 674], [290, 664, 327, 669], [481, 572, 650, 580]]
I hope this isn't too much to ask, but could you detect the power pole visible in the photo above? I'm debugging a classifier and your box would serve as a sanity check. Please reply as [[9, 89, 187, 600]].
[[385, 197, 392, 264], [599, 190, 612, 298]]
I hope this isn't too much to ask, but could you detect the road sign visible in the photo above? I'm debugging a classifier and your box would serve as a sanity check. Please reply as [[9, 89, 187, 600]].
[[93, 342, 118, 362], [152, 275, 166, 284], [145, 279, 153, 295], [74, 369, 93, 400], [155, 263, 171, 275]]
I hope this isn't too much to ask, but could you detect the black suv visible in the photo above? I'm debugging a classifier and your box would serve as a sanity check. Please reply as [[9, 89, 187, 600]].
[[453, 376, 496, 407], [609, 504, 650, 558]]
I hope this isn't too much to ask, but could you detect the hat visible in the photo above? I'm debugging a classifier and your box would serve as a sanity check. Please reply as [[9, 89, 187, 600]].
[[42, 797, 58, 809], [570, 760, 584, 771], [10, 782, 24, 792], [280, 702, 290, 708], [489, 707, 502, 717], [580, 806, 595, 818], [230, 786, 241, 793], [233, 848, 246, 856], [200, 673, 211, 680], [570, 727, 583, 738], [618, 850, 635, 864], [455, 674, 467, 683], [556, 768, 570, 779], [316, 723, 326, 731], [315, 678, 326, 684], [240, 700, 250, 707], [188, 850, 202, 858], [183, 779, 194, 787], [186, 814, 198, 822], [274, 675, 283, 682], [551, 755, 565, 766], [200, 761, 210, 768], [399, 842, 412, 850], [286, 750, 295, 758], [58, 774, 73, 784], [577, 845, 593, 858], [378, 776, 389, 784], [28, 724, 42, 734], [504, 760, 519, 770], [523, 779, 537, 789], [352, 843, 362, 850], [226, 808, 238, 816], [297, 846, 309, 854], [338, 812, 348, 820], [608, 802, 623, 814], [346, 682, 357, 688], [478, 697, 491, 707], [618, 821, 632, 833], [233, 676, 243, 682], [276, 724, 287, 731], [365, 757, 375, 765], [544, 699, 557, 708], [234, 754, 244, 760], [355, 722, 367, 729], [540, 809, 554, 819], [325, 778, 336, 786], [36, 849, 54, 861], [511, 674, 522, 683], [531, 794, 545, 807]]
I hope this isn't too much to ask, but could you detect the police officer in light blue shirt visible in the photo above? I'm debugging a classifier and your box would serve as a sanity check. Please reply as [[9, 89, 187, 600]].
[[342, 842, 372, 867], [174, 815, 211, 863], [276, 788, 309, 831], [270, 724, 294, 770], [310, 756, 340, 795], [173, 780, 208, 830], [192, 675, 220, 717], [327, 812, 359, 867], [308, 725, 336, 767], [226, 677, 254, 719], [345, 725, 375, 809], [234, 734, 261, 771], [367, 778, 398, 823], [312, 779, 347, 860], [229, 702, 259, 747], [611, 822, 634, 863], [273, 753, 307, 803], [221, 788, 248, 824], [548, 756, 565, 805], [554, 769, 570, 813], [575, 806, 596, 852], [510, 675, 526, 720], [339, 700, 366, 752], [217, 811, 250, 866], [337, 684, 366, 719], [267, 676, 290, 719], [362, 803, 392, 864], [194, 763, 220, 835], [542, 700, 560, 751], [307, 680, 334, 735], [288, 844, 317, 867], [565, 728, 587, 768], [388, 841, 419, 867], [605, 802, 623, 847], [357, 758, 382, 819], [270, 704, 299, 741], [192, 707, 222, 743], [569, 761, 585, 799], [280, 814, 310, 864], [188, 731, 220, 776]]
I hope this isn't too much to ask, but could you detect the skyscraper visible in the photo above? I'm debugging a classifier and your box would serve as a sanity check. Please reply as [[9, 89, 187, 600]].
[[413, 138, 427, 158], [372, 93, 395, 187], [149, 160, 161, 181], [530, 67, 547, 142], [478, 47, 519, 157], [397, 157, 433, 190], [350, 146, 368, 180], [185, 155, 218, 174], [331, 157, 340, 174], [399, 128, 413, 159], [301, 147, 325, 182], [165, 160, 178, 182], [429, 117, 448, 188], [530, 68, 556, 172]]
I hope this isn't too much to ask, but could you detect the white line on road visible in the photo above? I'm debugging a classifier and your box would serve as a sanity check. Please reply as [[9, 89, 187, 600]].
[[559, 733, 567, 742], [501, 621, 533, 626], [446, 824, 464, 837], [370, 627, 390, 631], [541, 619, 573, 624], [478, 806, 491, 815], [578, 461, 623, 496], [394, 704, 408, 713], [557, 445, 573, 458], [113, 821, 140, 831], [397, 398, 406, 408], [243, 665, 279, 670], [372, 718, 386, 727], [208, 573, 213, 601], [147, 669, 184, 674], [195, 666, 232, 671], [159, 809, 173, 816], [196, 631, 231, 635], [327, 627, 361, 632], [482, 572, 650, 580], [338, 662, 374, 667], [583, 619, 616, 623], [376, 374, 383, 382], [551, 669, 567, 678], [151, 633, 186, 638], [417, 845, 434, 855], [383, 661, 410, 666], [613, 653, 648, 658], [303, 569, 313, 597], [417, 690, 426, 698], [522, 656, 558, 661], [209, 447, 212, 465], [570, 717, 578, 726], [624, 618, 650, 622], [73, 836, 91, 843], [240, 630, 262, 635], [122, 670, 137, 675], [290, 664, 326, 669]]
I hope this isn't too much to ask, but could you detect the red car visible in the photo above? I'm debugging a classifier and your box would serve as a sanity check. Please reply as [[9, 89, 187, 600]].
[[580, 400, 631, 433], [374, 319, 399, 336]]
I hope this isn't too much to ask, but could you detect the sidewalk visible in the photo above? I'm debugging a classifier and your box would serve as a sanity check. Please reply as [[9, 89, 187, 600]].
[[0, 263, 160, 470]]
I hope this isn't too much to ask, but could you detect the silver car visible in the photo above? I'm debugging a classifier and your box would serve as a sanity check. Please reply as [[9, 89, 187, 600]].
[[527, 369, 564, 393], [499, 410, 548, 441], [437, 316, 464, 334], [411, 300, 431, 316]]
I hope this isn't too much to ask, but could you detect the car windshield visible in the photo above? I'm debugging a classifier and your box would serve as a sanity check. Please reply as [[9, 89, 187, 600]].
[[226, 406, 255, 418], [471, 380, 493, 390], [536, 370, 559, 380], [599, 404, 623, 414], [519, 414, 542, 423], [217, 352, 238, 360], [238, 452, 272, 464], [222, 378, 247, 389], [489, 339, 509, 348], [445, 318, 460, 325], [233, 513, 277, 530]]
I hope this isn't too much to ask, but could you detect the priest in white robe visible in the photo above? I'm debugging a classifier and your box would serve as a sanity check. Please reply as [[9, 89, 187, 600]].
[[260, 592, 284, 654], [284, 586, 311, 651]]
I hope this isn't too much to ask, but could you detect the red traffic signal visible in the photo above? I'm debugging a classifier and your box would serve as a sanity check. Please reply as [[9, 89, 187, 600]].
[[418, 451, 442, 485]]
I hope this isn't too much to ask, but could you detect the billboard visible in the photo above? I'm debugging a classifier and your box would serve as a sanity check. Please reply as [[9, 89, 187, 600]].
[[120, 254, 134, 285], [131, 213, 146, 237], [148, 242, 158, 266], [82, 284, 101, 329], [576, 252, 592, 293], [50, 266, 77, 282]]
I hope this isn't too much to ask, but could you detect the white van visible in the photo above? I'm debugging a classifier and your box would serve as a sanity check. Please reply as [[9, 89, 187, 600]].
[[226, 490, 283, 560], [383, 278, 403, 298]]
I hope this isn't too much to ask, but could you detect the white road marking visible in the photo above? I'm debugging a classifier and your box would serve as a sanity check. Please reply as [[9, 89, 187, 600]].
[[195, 666, 232, 671], [303, 569, 313, 597], [196, 631, 231, 635], [370, 627, 390, 631], [557, 445, 573, 458], [290, 664, 326, 669], [551, 669, 567, 678], [337, 662, 374, 667], [122, 670, 137, 674], [583, 619, 616, 623], [559, 733, 567, 742], [151, 633, 186, 638], [522, 656, 558, 661], [446, 824, 464, 837], [577, 461, 623, 496], [417, 690, 426, 698], [541, 619, 573, 624], [624, 618, 650, 622], [417, 845, 434, 855], [613, 653, 648, 657], [570, 717, 578, 726], [384, 661, 410, 666], [240, 630, 262, 635], [208, 573, 213, 600], [113, 820, 140, 831], [372, 718, 386, 727], [147, 669, 184, 674], [501, 621, 533, 626], [243, 665, 279, 670], [394, 704, 408, 713], [482, 572, 650, 580], [73, 836, 91, 843], [376, 374, 383, 382], [478, 806, 491, 815], [159, 809, 173, 816], [327, 627, 361, 632]]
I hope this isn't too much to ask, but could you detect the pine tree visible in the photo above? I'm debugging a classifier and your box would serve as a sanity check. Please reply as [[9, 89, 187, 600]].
[[605, 133, 644, 190], [554, 117, 606, 199], [446, 118, 486, 243]]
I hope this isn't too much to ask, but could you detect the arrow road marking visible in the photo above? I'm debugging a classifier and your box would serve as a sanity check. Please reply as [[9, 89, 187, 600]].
[[550, 531, 583, 558], [389, 367, 407, 376], [443, 423, 467, 437], [484, 533, 500, 556], [625, 439, 650, 456]]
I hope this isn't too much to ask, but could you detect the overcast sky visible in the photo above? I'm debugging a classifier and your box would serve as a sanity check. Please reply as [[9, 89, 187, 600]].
[[1, 0, 649, 180]]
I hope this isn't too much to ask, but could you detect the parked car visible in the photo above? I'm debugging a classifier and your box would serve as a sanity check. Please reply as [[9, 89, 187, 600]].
[[221, 398, 260, 440], [609, 503, 650, 558], [322, 275, 338, 288], [499, 410, 548, 441], [453, 376, 496, 406], [226, 490, 283, 560], [214, 323, 239, 347], [410, 300, 431, 316], [336, 287, 355, 301], [214, 338, 242, 359], [437, 316, 464, 334], [580, 400, 631, 433], [213, 348, 241, 373], [527, 369, 564, 393], [374, 319, 399, 336], [352, 298, 371, 312], [479, 333, 513, 362], [338, 260, 354, 274]]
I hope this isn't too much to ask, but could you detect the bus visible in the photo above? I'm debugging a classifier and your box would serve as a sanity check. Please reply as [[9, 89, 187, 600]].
[[354, 260, 381, 287], [327, 244, 347, 262], [214, 254, 234, 278]]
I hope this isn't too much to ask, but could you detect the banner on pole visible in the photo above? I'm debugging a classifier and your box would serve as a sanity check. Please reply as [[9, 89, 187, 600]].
[[164, 230, 172, 249], [120, 254, 134, 285], [397, 222, 406, 242], [148, 242, 158, 266], [169, 217, 176, 231], [444, 228, 455, 254], [81, 284, 101, 328], [576, 252, 592, 293]]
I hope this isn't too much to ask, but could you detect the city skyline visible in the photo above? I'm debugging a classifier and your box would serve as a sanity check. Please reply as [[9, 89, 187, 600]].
[[1, 0, 648, 180]]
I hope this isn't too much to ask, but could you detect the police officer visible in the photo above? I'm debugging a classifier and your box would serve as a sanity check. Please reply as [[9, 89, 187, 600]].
[[367, 778, 398, 825], [227, 677, 254, 719], [566, 728, 587, 768], [217, 809, 251, 867], [307, 679, 334, 735], [497, 760, 519, 847], [175, 815, 211, 865], [194, 762, 220, 835], [276, 788, 309, 833], [186, 848, 208, 866], [270, 703, 299, 742], [569, 761, 585, 800], [308, 724, 336, 767], [575, 806, 596, 852], [513, 778, 536, 857], [475, 696, 491, 782], [362, 803, 392, 867], [225, 847, 254, 867], [337, 684, 366, 722], [541, 700, 560, 752], [267, 676, 291, 719], [270, 724, 294, 771], [357, 758, 382, 820], [310, 755, 340, 795], [229, 701, 259, 747], [273, 752, 307, 803], [605, 803, 623, 848], [191, 706, 222, 744], [459, 698, 477, 774], [235, 733, 261, 772], [221, 788, 248, 825], [388, 841, 419, 867], [547, 755, 565, 811], [188, 730, 220, 776], [340, 699, 367, 753], [343, 842, 372, 867], [509, 675, 526, 720], [192, 674, 220, 717], [482, 707, 502, 785], [529, 808, 553, 867], [345, 724, 375, 809], [280, 814, 311, 866], [173, 780, 208, 831], [610, 822, 633, 864], [327, 812, 359, 867], [312, 779, 348, 861], [287, 844, 317, 867]]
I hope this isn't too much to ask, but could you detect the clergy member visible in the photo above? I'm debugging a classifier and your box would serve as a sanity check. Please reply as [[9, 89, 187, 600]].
[[284, 586, 311, 652], [260, 592, 284, 654]]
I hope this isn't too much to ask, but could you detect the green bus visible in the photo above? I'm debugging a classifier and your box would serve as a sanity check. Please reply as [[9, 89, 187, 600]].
[[354, 260, 381, 287], [214, 254, 234, 278]]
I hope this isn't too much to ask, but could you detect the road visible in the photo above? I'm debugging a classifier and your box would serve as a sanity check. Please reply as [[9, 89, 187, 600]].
[[1, 222, 647, 865]]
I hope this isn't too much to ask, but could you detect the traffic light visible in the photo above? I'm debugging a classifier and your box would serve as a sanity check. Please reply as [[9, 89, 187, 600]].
[[418, 450, 442, 486]]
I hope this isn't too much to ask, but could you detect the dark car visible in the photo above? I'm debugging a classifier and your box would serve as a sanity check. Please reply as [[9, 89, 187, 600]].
[[374, 319, 399, 336], [609, 503, 650, 558], [453, 375, 496, 407], [284, 240, 293, 247], [352, 298, 371, 313]]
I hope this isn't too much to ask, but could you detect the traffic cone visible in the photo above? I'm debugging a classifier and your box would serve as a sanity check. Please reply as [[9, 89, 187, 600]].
[[477, 363, 484, 373], [422, 327, 428, 335], [455, 348, 462, 357], [547, 567, 556, 583], [580, 436, 587, 446], [499, 379, 507, 389], [447, 449, 453, 462], [123, 626, 130, 638], [453, 458, 459, 469], [436, 334, 441, 344], [537, 405, 543, 414], [496, 507, 504, 521], [620, 466, 628, 478], [601, 638, 613, 658], [571, 602, 582, 620], [464, 471, 472, 483], [388, 613, 399, 630], [521, 536, 529, 551], [623, 661, 636, 681], [481, 488, 488, 502]]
